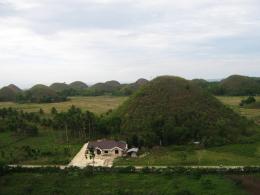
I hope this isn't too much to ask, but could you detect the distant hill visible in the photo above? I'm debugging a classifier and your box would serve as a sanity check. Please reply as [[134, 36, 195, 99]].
[[220, 75, 260, 96], [7, 84, 22, 93], [114, 76, 252, 147], [120, 78, 149, 95], [191, 79, 209, 89], [16, 84, 67, 103], [0, 84, 22, 101], [87, 80, 122, 96], [50, 83, 69, 92], [69, 81, 88, 90]]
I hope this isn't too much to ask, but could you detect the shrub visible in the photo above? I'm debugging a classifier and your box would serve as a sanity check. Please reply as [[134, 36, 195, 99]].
[[240, 96, 256, 106]]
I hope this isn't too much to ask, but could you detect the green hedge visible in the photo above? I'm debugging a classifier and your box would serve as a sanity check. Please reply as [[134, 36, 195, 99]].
[[1, 165, 260, 176]]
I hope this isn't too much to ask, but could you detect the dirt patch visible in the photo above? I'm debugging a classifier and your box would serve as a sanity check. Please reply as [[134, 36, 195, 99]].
[[228, 175, 260, 195]]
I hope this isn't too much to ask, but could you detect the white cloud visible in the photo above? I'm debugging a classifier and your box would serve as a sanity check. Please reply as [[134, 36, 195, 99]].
[[0, 0, 259, 87]]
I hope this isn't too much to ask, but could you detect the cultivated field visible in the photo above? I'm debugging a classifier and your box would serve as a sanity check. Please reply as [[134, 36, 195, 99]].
[[0, 96, 128, 115]]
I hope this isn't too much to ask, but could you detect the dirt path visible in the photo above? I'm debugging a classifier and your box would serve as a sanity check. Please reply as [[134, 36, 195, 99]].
[[68, 143, 115, 167], [229, 175, 260, 195]]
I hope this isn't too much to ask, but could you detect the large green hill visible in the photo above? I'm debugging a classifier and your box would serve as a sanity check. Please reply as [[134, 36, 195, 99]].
[[115, 76, 252, 146]]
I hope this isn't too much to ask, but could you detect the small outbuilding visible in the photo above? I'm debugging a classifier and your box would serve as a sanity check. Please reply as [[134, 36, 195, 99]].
[[127, 148, 139, 158]]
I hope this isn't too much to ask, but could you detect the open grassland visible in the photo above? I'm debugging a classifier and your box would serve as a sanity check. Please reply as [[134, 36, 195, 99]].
[[0, 96, 128, 115], [0, 172, 247, 195], [217, 96, 260, 125], [0, 129, 82, 165]]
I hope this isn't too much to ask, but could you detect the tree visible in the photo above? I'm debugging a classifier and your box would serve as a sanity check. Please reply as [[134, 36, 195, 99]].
[[240, 96, 256, 106], [39, 108, 44, 115], [88, 146, 95, 172], [51, 107, 58, 115]]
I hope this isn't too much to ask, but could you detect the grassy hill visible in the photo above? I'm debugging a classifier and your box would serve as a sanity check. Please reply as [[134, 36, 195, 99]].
[[16, 84, 67, 103], [115, 76, 253, 146], [0, 84, 22, 101], [86, 80, 121, 96], [49, 83, 69, 92], [120, 78, 149, 95], [220, 75, 260, 96], [69, 81, 88, 90]]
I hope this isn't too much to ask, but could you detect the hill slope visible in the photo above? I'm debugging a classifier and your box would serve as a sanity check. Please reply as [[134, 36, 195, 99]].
[[115, 76, 252, 146]]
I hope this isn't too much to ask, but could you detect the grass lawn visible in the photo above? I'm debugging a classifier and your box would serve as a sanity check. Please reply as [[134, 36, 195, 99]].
[[114, 142, 260, 166], [0, 129, 82, 165], [0, 96, 128, 115], [0, 172, 247, 195]]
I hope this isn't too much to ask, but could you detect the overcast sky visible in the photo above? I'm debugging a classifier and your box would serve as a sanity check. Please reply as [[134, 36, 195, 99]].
[[0, 0, 260, 88]]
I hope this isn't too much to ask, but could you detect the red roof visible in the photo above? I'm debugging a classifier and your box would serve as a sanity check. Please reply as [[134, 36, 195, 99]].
[[87, 140, 127, 150]]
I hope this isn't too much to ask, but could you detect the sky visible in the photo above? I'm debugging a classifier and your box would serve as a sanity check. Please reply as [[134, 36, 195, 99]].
[[0, 0, 260, 88]]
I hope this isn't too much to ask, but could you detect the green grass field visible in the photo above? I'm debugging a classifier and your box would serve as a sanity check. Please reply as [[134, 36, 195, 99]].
[[0, 96, 128, 115], [0, 129, 82, 165], [114, 142, 260, 166], [0, 172, 247, 195]]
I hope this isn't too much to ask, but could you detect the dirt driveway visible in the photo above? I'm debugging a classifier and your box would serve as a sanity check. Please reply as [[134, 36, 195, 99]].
[[68, 143, 115, 167]]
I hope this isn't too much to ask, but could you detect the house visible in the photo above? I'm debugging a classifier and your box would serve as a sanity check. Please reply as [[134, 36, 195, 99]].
[[127, 148, 139, 158], [85, 139, 128, 158]]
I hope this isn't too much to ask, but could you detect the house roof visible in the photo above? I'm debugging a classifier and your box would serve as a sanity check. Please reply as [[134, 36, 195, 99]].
[[87, 140, 127, 150]]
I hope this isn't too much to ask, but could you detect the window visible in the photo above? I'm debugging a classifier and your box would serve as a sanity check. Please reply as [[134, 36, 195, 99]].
[[104, 151, 108, 154], [96, 149, 101, 155], [115, 150, 119, 154]]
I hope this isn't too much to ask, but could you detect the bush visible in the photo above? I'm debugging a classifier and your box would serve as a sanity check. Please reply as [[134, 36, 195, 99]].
[[240, 96, 256, 106]]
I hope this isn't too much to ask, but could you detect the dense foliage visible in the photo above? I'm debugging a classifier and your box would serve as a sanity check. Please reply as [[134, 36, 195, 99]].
[[113, 76, 254, 147], [0, 108, 39, 136], [0, 167, 247, 195]]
